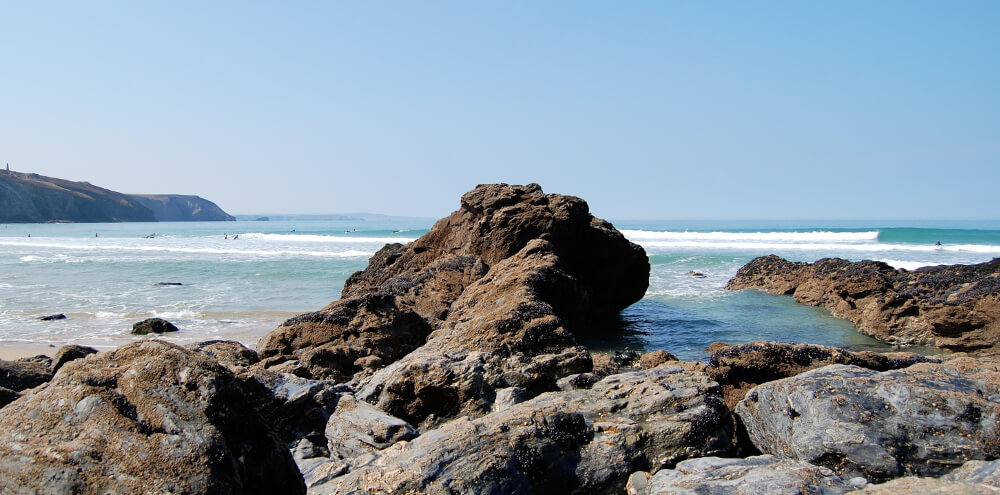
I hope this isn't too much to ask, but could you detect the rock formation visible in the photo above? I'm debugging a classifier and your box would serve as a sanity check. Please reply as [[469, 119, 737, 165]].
[[726, 255, 1000, 354], [0, 341, 304, 494], [257, 183, 650, 429], [705, 341, 940, 409], [308, 364, 733, 494], [736, 357, 1000, 482]]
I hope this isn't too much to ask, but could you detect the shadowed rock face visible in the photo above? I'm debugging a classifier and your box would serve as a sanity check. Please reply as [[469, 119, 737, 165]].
[[726, 255, 1000, 354], [0, 341, 305, 494], [257, 183, 650, 427]]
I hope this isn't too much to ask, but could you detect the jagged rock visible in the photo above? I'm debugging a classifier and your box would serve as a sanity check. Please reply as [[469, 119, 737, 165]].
[[726, 255, 1000, 354], [850, 477, 1000, 494], [0, 355, 52, 391], [0, 340, 304, 494], [258, 184, 649, 427], [130, 317, 179, 335], [736, 357, 1000, 482], [323, 394, 418, 460], [625, 455, 868, 495], [257, 294, 435, 382], [0, 386, 18, 408], [39, 313, 66, 321], [706, 341, 940, 408], [50, 344, 98, 373], [310, 365, 733, 494]]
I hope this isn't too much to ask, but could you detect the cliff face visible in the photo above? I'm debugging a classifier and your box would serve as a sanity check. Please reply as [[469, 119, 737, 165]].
[[129, 194, 236, 222], [0, 171, 156, 223], [0, 170, 234, 223]]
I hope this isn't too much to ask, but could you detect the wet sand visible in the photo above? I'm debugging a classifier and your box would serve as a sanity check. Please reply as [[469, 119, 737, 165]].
[[0, 343, 59, 360]]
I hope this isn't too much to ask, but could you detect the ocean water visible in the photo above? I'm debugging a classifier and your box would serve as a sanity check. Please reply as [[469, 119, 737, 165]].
[[2, 219, 999, 361]]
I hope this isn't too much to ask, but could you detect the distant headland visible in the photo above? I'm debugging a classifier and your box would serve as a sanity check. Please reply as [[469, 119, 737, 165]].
[[0, 168, 235, 223]]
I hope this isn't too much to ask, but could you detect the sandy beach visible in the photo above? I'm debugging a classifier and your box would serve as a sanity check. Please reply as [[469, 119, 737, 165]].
[[0, 343, 59, 361]]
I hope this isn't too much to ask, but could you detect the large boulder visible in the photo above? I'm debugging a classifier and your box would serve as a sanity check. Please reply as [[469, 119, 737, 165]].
[[726, 255, 1000, 354], [0, 340, 305, 494], [736, 357, 1000, 482], [706, 341, 940, 409], [625, 455, 868, 495], [0, 355, 54, 408], [257, 184, 650, 425], [310, 364, 733, 494]]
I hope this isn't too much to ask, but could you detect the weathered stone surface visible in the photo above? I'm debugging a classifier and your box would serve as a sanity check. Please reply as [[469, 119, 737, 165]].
[[259, 184, 649, 428], [706, 341, 940, 408], [850, 477, 1000, 494], [130, 317, 179, 335], [726, 255, 1000, 354], [51, 344, 99, 373], [311, 365, 733, 494], [324, 393, 418, 460], [0, 354, 52, 391], [944, 458, 1000, 486], [0, 340, 305, 494], [736, 358, 1000, 482], [187, 339, 259, 372], [257, 294, 435, 381], [625, 455, 867, 495]]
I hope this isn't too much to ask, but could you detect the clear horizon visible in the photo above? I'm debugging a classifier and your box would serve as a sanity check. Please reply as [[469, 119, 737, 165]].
[[2, 2, 998, 220]]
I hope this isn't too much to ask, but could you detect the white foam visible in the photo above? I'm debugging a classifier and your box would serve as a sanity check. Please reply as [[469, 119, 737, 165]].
[[878, 259, 934, 271], [622, 230, 880, 243], [238, 233, 416, 244]]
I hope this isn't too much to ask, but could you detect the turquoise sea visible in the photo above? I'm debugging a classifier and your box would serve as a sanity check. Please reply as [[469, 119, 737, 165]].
[[2, 218, 999, 361]]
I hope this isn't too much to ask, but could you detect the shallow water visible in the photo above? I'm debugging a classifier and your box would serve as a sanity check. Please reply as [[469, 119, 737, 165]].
[[1, 219, 998, 361]]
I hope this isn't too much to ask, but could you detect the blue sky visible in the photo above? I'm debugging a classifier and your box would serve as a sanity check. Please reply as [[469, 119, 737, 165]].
[[1, 2, 997, 219]]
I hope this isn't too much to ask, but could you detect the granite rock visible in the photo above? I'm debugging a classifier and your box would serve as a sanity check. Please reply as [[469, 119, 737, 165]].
[[736, 357, 1000, 482], [0, 340, 305, 494], [625, 455, 867, 495]]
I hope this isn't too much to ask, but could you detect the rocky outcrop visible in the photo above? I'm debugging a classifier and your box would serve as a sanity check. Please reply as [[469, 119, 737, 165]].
[[625, 455, 868, 494], [309, 364, 733, 494], [736, 358, 1000, 482], [257, 183, 649, 429], [50, 344, 98, 373], [706, 341, 940, 409], [0, 341, 304, 494], [726, 255, 1000, 354], [129, 194, 236, 221], [853, 477, 1000, 494], [0, 170, 234, 223]]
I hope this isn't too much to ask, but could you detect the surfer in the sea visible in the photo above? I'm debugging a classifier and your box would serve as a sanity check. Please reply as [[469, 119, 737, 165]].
[[936, 241, 942, 246]]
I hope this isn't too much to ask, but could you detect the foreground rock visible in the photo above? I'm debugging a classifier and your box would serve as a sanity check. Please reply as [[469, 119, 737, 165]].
[[726, 255, 1000, 354], [736, 357, 1000, 482], [310, 364, 733, 494], [625, 455, 868, 494], [257, 183, 649, 428], [0, 341, 304, 494], [706, 341, 940, 409]]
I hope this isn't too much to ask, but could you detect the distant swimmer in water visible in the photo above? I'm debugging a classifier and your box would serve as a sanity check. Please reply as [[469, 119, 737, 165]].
[[234, 234, 239, 240], [936, 241, 942, 246], [224, 234, 228, 239], [392, 229, 401, 234]]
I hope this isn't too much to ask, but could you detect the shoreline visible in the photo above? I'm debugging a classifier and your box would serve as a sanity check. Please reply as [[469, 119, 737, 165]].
[[0, 342, 60, 360]]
